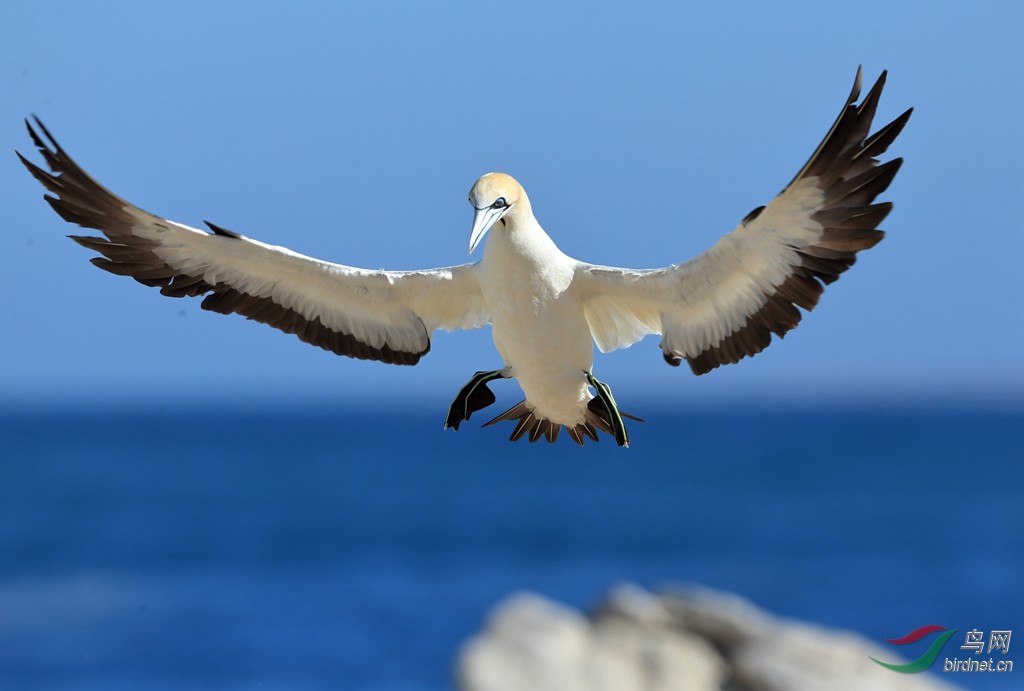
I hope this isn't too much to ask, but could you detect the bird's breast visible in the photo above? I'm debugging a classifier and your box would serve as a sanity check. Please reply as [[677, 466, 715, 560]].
[[479, 227, 593, 425], [478, 224, 577, 323]]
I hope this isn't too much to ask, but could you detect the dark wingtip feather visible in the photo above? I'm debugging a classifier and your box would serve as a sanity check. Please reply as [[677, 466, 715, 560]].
[[858, 107, 913, 161], [205, 220, 243, 239], [26, 115, 65, 162], [848, 65, 864, 103], [21, 118, 430, 368], [24, 117, 48, 155], [678, 68, 909, 377]]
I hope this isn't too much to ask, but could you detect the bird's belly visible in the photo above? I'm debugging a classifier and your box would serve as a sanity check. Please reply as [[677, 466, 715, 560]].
[[490, 298, 593, 426]]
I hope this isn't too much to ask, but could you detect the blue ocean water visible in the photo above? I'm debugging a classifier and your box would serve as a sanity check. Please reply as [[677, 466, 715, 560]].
[[1, 404, 1021, 690]]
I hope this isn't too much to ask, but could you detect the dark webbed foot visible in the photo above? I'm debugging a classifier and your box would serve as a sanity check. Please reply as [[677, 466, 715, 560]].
[[585, 372, 643, 448], [444, 369, 508, 431]]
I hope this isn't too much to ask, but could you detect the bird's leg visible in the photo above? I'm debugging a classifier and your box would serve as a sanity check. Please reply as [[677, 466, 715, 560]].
[[585, 371, 641, 448], [444, 368, 509, 431]]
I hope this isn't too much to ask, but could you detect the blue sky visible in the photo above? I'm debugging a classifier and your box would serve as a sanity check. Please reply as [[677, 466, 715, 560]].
[[2, 2, 1021, 411]]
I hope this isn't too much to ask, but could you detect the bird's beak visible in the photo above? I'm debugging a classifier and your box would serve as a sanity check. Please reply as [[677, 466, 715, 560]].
[[468, 206, 507, 254]]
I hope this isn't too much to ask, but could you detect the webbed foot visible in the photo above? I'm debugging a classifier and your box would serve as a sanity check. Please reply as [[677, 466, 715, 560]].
[[585, 372, 644, 448], [444, 369, 508, 431]]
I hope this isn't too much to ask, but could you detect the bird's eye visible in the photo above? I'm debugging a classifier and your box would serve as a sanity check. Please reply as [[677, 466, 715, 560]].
[[492, 197, 507, 209]]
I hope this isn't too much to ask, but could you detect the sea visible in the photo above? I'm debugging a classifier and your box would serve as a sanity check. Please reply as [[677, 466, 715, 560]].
[[1, 403, 1021, 690]]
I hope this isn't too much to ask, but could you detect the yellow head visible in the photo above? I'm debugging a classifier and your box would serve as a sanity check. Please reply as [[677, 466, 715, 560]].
[[467, 172, 532, 254]]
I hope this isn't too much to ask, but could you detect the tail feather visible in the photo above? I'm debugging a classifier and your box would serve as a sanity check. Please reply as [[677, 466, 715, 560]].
[[567, 426, 584, 445], [484, 400, 639, 447]]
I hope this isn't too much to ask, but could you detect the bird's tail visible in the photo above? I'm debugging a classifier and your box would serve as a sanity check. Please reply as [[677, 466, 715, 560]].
[[483, 400, 641, 447]]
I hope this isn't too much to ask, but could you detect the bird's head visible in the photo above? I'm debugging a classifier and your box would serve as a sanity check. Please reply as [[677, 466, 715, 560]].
[[467, 172, 531, 254]]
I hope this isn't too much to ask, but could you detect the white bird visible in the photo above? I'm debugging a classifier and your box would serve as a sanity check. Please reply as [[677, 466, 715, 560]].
[[20, 68, 911, 447]]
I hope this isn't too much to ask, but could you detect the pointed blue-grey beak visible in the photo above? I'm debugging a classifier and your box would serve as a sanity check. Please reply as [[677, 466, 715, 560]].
[[468, 205, 508, 254]]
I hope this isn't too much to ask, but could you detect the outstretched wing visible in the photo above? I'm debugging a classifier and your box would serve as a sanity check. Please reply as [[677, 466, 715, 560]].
[[18, 118, 488, 365], [576, 68, 912, 375]]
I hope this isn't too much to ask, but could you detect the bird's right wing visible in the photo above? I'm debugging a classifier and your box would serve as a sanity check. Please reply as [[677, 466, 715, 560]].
[[575, 68, 912, 375], [19, 118, 489, 365]]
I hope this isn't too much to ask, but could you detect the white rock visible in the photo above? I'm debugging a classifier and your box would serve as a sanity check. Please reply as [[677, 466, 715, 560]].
[[658, 585, 963, 691], [456, 585, 965, 691], [457, 589, 725, 691]]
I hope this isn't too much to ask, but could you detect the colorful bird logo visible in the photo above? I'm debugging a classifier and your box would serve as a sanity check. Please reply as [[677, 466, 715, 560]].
[[871, 625, 958, 673]]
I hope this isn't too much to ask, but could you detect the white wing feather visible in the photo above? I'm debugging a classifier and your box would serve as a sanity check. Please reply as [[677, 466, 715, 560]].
[[20, 118, 488, 365], [579, 176, 823, 355], [575, 68, 911, 375]]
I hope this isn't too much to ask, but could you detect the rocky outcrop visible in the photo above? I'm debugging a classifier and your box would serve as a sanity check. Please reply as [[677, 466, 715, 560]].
[[456, 584, 963, 691]]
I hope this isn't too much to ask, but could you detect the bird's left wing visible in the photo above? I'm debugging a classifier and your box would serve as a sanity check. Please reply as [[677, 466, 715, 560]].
[[18, 118, 488, 365], [574, 68, 912, 375]]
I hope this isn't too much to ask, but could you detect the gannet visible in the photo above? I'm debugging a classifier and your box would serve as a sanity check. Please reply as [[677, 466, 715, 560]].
[[19, 68, 910, 447]]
